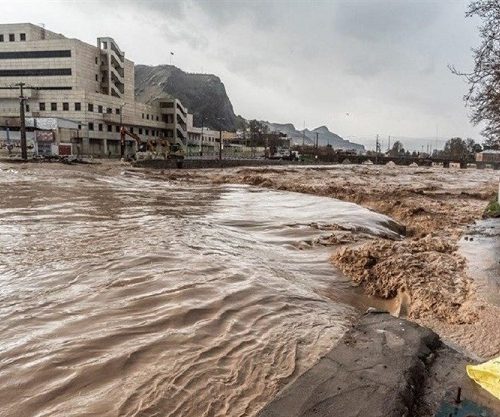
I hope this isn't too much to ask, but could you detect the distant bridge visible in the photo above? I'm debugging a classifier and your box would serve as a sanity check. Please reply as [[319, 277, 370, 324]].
[[297, 151, 500, 169]]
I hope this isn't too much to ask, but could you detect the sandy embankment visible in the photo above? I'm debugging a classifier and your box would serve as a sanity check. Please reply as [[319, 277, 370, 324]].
[[171, 165, 499, 359]]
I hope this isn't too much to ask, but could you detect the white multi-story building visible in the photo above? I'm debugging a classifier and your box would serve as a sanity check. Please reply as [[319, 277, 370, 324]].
[[0, 23, 188, 157]]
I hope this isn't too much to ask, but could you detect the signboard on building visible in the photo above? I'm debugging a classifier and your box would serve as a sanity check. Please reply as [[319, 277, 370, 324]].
[[35, 130, 54, 142], [35, 130, 55, 156]]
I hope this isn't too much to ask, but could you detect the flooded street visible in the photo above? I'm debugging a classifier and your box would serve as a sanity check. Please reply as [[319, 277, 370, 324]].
[[0, 164, 399, 417]]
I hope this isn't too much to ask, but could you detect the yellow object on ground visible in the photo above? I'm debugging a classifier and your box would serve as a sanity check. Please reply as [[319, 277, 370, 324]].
[[466, 357, 500, 399]]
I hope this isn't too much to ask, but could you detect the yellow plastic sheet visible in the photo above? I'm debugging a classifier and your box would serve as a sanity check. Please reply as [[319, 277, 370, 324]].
[[466, 357, 500, 400]]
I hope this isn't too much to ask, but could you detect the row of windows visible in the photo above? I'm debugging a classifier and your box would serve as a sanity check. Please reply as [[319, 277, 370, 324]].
[[87, 123, 121, 133], [34, 86, 73, 91], [37, 102, 122, 114], [84, 123, 162, 137], [0, 68, 72, 77], [35, 103, 163, 136], [142, 113, 159, 121], [39, 102, 80, 111], [0, 33, 26, 42], [87, 103, 120, 114], [0, 86, 72, 92], [0, 50, 72, 59]]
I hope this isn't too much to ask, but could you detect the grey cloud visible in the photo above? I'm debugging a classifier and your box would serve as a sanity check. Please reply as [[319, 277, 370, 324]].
[[332, 0, 443, 43]]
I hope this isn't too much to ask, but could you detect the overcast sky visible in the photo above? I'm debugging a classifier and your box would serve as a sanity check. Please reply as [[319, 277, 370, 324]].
[[1, 0, 483, 148]]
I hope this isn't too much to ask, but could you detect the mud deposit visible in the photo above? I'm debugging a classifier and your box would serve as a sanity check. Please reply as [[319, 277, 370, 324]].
[[178, 165, 500, 358], [0, 163, 402, 417]]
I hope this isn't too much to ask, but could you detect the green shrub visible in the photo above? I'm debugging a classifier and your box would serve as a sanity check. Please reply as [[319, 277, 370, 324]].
[[484, 196, 500, 218]]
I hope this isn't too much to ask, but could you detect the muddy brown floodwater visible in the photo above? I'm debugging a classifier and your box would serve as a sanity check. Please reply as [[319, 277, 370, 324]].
[[173, 164, 500, 359], [0, 163, 403, 417]]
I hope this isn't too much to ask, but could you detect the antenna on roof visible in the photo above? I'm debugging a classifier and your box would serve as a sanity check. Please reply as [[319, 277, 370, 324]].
[[39, 23, 46, 40]]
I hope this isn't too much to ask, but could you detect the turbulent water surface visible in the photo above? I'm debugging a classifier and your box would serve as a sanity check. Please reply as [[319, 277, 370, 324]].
[[0, 164, 399, 417]]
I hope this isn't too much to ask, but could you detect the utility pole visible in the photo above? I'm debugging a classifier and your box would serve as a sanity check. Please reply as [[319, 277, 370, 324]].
[[200, 116, 204, 157], [375, 134, 380, 164], [315, 132, 319, 148], [216, 117, 225, 160], [15, 83, 28, 160], [388, 135, 391, 152], [219, 129, 222, 160]]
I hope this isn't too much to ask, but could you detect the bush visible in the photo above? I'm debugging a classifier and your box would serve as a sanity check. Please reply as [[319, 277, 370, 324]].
[[484, 196, 500, 218]]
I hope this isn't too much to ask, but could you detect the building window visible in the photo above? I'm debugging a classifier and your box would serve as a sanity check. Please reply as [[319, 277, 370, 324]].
[[20, 33, 26, 41], [0, 35, 3, 42], [30, 86, 72, 91], [0, 50, 71, 59], [98, 105, 103, 113], [146, 114, 149, 120], [139, 128, 143, 134], [39, 102, 45, 111], [75, 102, 81, 111], [145, 129, 149, 135], [0, 68, 72, 77], [107, 125, 112, 132], [95, 74, 98, 81], [98, 123, 103, 131], [130, 127, 134, 133], [88, 103, 94, 112], [142, 113, 144, 119], [63, 102, 69, 111], [115, 108, 120, 115], [106, 108, 112, 114], [103, 41, 107, 49], [88, 122, 94, 131], [95, 57, 98, 65], [25, 104, 30, 112], [9, 34, 14, 42], [115, 126, 120, 132], [51, 102, 57, 111], [156, 116, 159, 121]]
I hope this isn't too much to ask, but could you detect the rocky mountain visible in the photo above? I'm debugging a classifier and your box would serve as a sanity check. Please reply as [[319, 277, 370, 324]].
[[134, 64, 238, 131], [263, 122, 365, 151], [134, 64, 364, 151]]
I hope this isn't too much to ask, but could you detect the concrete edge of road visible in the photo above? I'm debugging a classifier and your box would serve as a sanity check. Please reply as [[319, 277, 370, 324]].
[[257, 311, 499, 417], [133, 158, 301, 169]]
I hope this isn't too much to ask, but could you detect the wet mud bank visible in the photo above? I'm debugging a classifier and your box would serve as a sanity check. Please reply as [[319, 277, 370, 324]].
[[258, 312, 499, 417]]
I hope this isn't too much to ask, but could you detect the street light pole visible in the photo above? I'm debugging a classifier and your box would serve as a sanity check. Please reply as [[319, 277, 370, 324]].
[[16, 83, 27, 160]]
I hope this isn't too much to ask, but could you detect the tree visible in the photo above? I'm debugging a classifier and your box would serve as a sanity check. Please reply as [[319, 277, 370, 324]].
[[442, 137, 470, 160], [451, 1, 500, 149], [388, 141, 405, 157], [248, 120, 268, 136], [465, 138, 483, 154]]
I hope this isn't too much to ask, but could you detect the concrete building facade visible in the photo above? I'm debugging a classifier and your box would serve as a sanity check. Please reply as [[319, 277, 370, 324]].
[[0, 23, 188, 157]]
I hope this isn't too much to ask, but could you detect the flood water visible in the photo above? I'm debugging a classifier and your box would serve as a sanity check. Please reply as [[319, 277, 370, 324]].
[[461, 219, 500, 307], [0, 164, 400, 417]]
